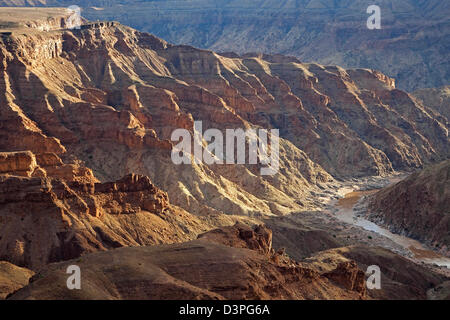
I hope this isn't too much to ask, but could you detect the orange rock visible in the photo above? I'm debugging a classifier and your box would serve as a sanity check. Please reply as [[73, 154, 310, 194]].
[[0, 151, 38, 177]]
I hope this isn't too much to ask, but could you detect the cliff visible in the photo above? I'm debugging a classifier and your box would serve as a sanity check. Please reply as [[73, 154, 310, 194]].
[[0, 9, 449, 300], [9, 0, 448, 91], [368, 160, 450, 255]]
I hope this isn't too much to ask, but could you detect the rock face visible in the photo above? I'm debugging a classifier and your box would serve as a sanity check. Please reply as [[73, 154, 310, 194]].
[[8, 224, 367, 300], [0, 151, 97, 182], [0, 12, 447, 221], [198, 223, 273, 255], [323, 261, 366, 294], [11, 0, 449, 91], [0, 151, 38, 176], [0, 168, 209, 270], [368, 160, 450, 255]]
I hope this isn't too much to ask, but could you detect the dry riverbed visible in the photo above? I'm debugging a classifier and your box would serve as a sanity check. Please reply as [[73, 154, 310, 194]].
[[321, 173, 450, 277]]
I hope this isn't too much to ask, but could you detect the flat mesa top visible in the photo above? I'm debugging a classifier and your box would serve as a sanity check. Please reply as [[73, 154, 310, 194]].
[[0, 7, 70, 33]]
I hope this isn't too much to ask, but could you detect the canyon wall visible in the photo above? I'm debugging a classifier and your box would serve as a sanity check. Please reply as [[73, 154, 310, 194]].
[[368, 160, 450, 255], [4, 0, 448, 91], [0, 19, 448, 221], [0, 10, 448, 300]]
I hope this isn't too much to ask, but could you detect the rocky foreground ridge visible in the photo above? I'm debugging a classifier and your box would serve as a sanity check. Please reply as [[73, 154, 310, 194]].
[[4, 224, 366, 299], [4, 223, 448, 300], [6, 0, 449, 91]]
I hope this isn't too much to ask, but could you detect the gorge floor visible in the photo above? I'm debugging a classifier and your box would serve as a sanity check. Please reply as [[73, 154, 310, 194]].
[[324, 175, 450, 277]]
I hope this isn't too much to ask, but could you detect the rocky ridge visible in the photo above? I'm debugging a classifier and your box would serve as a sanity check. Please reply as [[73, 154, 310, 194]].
[[8, 224, 369, 300], [7, 223, 448, 300]]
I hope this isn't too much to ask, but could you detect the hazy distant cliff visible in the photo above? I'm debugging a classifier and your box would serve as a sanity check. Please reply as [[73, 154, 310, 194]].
[[4, 0, 448, 91]]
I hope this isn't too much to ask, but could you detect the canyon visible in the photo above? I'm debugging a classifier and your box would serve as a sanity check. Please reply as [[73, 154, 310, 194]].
[[5, 223, 449, 300], [2, 1, 448, 91], [368, 160, 450, 254], [0, 8, 448, 300]]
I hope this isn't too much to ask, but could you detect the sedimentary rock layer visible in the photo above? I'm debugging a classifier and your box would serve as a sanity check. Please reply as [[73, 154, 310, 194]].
[[0, 16, 447, 219], [7, 224, 368, 300], [0, 169, 210, 270], [368, 160, 450, 254]]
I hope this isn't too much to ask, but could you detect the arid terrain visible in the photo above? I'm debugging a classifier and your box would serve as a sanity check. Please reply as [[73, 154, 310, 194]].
[[0, 8, 448, 300], [2, 0, 448, 91], [368, 160, 450, 254]]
